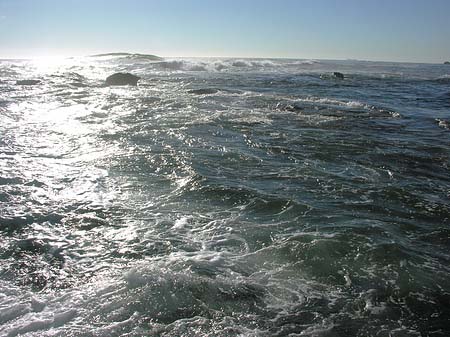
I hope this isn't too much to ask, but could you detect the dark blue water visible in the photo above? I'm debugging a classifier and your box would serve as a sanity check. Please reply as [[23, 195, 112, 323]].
[[0, 55, 449, 336]]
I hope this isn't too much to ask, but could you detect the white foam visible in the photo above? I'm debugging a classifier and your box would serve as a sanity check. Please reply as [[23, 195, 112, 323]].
[[90, 312, 140, 336], [172, 216, 190, 229], [296, 96, 370, 109]]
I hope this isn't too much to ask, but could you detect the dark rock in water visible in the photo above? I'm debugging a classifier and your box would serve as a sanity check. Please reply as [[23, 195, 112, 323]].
[[333, 72, 345, 80], [188, 88, 219, 95], [444, 61, 450, 65], [16, 79, 41, 85], [105, 73, 140, 86]]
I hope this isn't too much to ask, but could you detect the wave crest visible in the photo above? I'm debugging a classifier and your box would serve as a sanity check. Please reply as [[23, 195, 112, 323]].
[[153, 58, 317, 72]]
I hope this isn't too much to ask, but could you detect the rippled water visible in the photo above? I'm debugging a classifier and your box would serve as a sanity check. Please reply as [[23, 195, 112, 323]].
[[1, 55, 450, 336]]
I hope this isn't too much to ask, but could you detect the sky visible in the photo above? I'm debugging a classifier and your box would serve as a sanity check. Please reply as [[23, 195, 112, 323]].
[[0, 0, 449, 63]]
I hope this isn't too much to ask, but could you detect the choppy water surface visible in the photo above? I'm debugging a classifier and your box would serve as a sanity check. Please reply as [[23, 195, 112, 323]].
[[1, 55, 449, 336]]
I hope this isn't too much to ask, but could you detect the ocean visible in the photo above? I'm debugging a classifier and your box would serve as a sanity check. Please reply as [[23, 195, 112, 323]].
[[1, 54, 449, 336]]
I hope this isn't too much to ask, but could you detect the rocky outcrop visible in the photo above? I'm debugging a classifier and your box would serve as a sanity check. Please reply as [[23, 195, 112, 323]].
[[105, 73, 140, 86], [333, 72, 344, 80], [92, 52, 163, 61], [16, 79, 41, 85]]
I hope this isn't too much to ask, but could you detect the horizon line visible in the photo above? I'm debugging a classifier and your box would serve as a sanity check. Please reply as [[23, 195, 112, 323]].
[[0, 52, 447, 65]]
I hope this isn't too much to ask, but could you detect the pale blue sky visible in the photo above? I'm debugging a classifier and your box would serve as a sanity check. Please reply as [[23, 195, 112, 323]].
[[0, 0, 449, 62]]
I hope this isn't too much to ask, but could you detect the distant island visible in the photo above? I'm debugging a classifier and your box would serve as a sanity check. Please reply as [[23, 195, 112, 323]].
[[90, 52, 163, 61], [444, 61, 450, 65]]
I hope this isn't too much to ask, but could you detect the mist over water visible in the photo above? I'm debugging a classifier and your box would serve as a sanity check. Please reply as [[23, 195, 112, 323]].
[[1, 55, 450, 336]]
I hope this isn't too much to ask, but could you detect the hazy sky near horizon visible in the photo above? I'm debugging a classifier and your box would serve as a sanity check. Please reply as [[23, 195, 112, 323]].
[[0, 0, 449, 63]]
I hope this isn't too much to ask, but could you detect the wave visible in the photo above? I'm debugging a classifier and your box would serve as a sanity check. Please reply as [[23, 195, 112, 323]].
[[83, 56, 319, 73], [157, 60, 201, 71], [290, 59, 320, 65], [298, 96, 369, 108], [188, 88, 219, 95], [274, 96, 401, 118], [0, 68, 19, 77], [432, 74, 450, 84], [231, 59, 278, 68], [153, 58, 291, 72]]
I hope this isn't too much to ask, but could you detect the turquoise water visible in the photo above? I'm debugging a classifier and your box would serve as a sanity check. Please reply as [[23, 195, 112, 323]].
[[0, 55, 449, 336]]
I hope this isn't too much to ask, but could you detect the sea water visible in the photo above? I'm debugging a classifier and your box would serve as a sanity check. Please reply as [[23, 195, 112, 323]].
[[0, 55, 449, 336]]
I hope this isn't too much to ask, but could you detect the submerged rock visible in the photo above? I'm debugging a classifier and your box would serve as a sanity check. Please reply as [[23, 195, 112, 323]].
[[275, 102, 303, 112], [333, 72, 345, 80], [16, 79, 41, 85], [105, 73, 140, 86]]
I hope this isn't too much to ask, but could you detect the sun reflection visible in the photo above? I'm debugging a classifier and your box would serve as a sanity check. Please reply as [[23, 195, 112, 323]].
[[30, 54, 114, 81], [31, 55, 70, 73]]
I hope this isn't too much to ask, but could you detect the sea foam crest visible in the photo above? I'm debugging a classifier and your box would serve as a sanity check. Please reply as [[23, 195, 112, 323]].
[[297, 96, 370, 109], [153, 59, 310, 72]]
